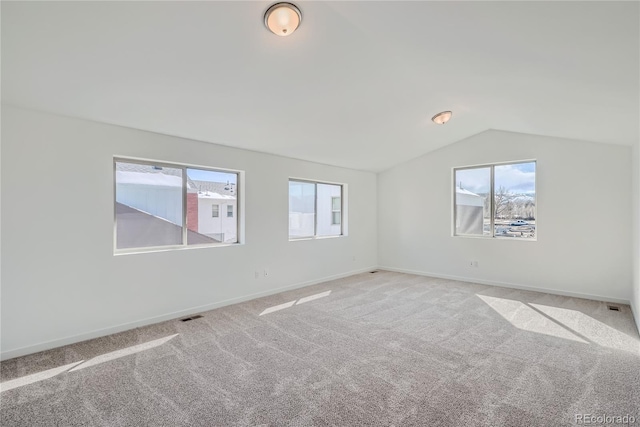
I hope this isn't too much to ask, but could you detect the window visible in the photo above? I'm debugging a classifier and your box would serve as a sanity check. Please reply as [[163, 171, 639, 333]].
[[114, 158, 240, 252], [454, 161, 536, 239], [331, 197, 341, 225], [289, 180, 343, 239], [227, 205, 234, 218]]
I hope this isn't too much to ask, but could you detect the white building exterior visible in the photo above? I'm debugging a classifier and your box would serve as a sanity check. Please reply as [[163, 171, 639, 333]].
[[115, 170, 183, 225], [289, 182, 342, 237], [316, 184, 342, 236], [115, 167, 237, 243], [196, 191, 237, 243], [455, 187, 485, 235]]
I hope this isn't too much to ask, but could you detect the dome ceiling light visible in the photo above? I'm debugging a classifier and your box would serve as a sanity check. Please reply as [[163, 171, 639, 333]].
[[264, 2, 302, 37], [432, 111, 453, 125]]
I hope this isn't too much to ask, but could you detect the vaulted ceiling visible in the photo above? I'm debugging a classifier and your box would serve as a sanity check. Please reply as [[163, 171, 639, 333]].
[[2, 1, 638, 171]]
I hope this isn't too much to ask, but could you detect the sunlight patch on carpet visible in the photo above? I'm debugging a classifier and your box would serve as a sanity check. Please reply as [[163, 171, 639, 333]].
[[477, 295, 588, 343]]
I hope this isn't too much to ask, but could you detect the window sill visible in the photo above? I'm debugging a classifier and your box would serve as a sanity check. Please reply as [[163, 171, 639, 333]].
[[289, 235, 345, 242], [453, 234, 537, 242], [114, 242, 243, 256]]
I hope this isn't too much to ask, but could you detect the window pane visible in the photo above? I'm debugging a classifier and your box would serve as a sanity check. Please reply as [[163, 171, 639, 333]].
[[494, 162, 536, 239], [115, 162, 184, 249], [317, 183, 342, 237], [332, 211, 341, 225], [289, 181, 316, 238], [186, 168, 238, 244], [455, 167, 491, 236], [332, 197, 341, 211], [227, 205, 233, 217]]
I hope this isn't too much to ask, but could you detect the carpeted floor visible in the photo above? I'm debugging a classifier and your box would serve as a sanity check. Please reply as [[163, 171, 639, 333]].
[[2, 271, 639, 426]]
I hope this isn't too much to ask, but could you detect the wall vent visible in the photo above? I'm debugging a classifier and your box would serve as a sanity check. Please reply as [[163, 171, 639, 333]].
[[181, 315, 203, 322], [607, 305, 620, 312]]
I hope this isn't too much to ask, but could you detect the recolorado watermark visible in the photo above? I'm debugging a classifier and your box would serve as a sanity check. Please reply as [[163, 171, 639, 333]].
[[576, 414, 636, 425]]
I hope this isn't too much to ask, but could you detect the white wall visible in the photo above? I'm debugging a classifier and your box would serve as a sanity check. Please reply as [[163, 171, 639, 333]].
[[378, 129, 632, 303], [632, 142, 640, 332], [0, 106, 378, 359]]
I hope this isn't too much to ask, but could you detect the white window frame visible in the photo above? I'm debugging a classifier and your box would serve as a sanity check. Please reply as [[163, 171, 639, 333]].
[[114, 157, 242, 254], [212, 204, 219, 218], [227, 205, 233, 218], [453, 160, 537, 240], [289, 178, 344, 240]]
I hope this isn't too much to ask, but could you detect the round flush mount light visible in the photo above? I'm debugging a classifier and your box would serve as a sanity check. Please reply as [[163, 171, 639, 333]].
[[432, 111, 453, 125], [264, 2, 302, 36]]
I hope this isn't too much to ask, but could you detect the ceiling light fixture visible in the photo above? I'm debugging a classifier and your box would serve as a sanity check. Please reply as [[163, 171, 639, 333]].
[[264, 2, 302, 37], [432, 111, 453, 125]]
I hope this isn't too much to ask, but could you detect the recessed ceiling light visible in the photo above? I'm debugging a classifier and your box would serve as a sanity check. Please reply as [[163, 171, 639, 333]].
[[264, 2, 302, 37], [432, 111, 453, 125]]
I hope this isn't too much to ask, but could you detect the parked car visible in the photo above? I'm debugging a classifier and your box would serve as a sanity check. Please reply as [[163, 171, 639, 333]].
[[510, 220, 528, 226]]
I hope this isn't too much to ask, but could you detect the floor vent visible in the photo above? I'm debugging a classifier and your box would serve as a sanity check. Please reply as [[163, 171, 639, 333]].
[[607, 305, 620, 312], [181, 315, 203, 322]]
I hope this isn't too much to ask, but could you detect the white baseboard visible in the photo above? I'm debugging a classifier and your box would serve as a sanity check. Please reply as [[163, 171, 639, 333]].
[[631, 299, 640, 336], [0, 266, 376, 361], [378, 266, 632, 305]]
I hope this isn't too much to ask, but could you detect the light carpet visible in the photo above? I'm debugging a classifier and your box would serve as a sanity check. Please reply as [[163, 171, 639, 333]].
[[2, 271, 639, 426]]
